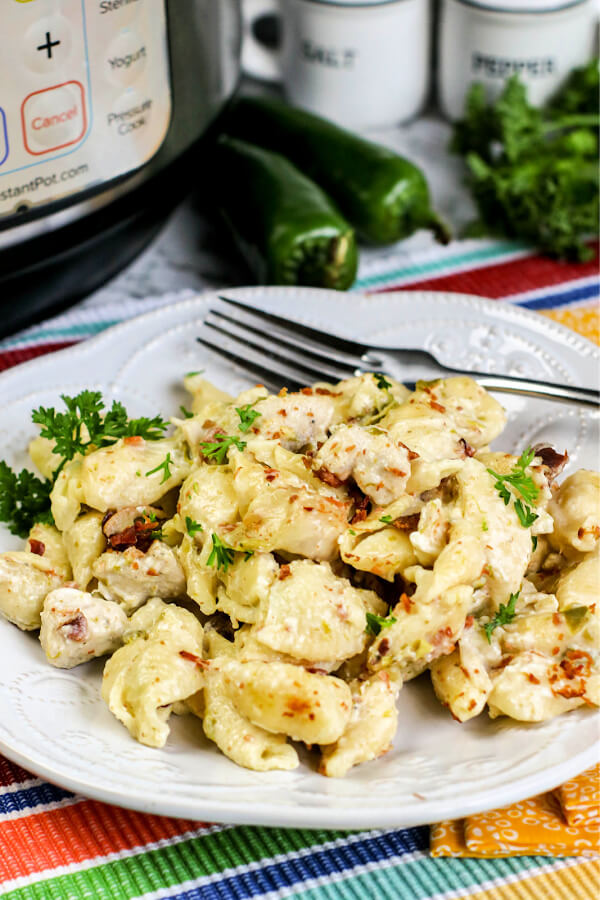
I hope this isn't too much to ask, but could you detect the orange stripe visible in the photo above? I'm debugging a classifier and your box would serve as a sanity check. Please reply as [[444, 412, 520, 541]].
[[0, 798, 209, 881]]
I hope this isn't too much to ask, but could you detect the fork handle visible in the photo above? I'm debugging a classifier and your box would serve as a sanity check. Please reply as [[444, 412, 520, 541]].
[[459, 372, 599, 408]]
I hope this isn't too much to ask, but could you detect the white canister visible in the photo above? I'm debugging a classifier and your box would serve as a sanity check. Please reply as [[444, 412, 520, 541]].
[[438, 0, 598, 120], [242, 0, 432, 130]]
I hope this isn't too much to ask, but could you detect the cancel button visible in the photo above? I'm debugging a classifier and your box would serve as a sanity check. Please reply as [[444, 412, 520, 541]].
[[22, 81, 87, 155]]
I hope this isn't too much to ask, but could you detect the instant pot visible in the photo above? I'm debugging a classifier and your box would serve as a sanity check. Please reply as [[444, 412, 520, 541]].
[[0, 0, 241, 336]]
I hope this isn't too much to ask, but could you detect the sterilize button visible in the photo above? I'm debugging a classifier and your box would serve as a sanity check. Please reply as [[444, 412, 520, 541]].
[[24, 15, 72, 73], [22, 81, 87, 155]]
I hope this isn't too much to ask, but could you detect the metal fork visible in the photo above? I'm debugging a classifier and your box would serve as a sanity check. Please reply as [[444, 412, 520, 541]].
[[197, 296, 600, 408]]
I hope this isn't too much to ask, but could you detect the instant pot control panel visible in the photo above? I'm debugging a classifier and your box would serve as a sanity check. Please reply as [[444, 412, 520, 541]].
[[0, 0, 172, 221]]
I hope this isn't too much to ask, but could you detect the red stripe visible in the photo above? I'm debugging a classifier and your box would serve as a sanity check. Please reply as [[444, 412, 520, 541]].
[[0, 757, 34, 788], [0, 340, 80, 373], [0, 798, 209, 882], [373, 245, 599, 298]]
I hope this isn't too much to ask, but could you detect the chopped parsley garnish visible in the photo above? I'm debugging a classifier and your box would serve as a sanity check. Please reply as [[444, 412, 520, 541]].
[[236, 404, 261, 433], [145, 452, 173, 484], [482, 520, 488, 532], [374, 373, 392, 391], [483, 591, 520, 643], [179, 405, 193, 419], [243, 550, 254, 561], [185, 370, 203, 377], [0, 391, 168, 537], [531, 535, 538, 551], [380, 515, 393, 524], [199, 434, 246, 464], [185, 516, 204, 537], [206, 533, 235, 572], [487, 447, 540, 531], [348, 528, 357, 536], [366, 611, 397, 636]]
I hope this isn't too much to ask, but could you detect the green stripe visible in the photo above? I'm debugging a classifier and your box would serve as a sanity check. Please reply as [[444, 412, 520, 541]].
[[2, 825, 348, 900], [353, 241, 528, 290], [284, 854, 560, 900]]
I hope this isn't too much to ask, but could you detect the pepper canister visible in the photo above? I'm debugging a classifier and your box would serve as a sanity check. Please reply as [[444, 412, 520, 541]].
[[438, 0, 598, 120]]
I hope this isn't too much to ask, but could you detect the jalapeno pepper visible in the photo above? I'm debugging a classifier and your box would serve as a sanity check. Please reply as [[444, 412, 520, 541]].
[[222, 96, 450, 246], [213, 136, 358, 290]]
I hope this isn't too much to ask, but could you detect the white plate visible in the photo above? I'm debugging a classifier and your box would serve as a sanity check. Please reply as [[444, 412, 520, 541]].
[[0, 287, 598, 830]]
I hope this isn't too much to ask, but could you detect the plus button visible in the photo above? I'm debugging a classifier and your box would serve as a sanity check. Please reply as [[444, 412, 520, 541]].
[[37, 31, 61, 59]]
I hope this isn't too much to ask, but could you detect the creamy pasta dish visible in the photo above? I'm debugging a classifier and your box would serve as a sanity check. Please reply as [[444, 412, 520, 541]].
[[0, 372, 598, 777]]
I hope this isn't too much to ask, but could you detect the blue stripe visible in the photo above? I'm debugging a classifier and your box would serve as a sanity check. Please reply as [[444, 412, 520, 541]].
[[514, 281, 599, 310], [0, 781, 74, 816], [156, 828, 429, 900]]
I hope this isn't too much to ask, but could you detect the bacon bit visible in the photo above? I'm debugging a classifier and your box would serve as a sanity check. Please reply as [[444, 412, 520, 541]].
[[465, 615, 474, 628], [460, 666, 470, 678], [278, 387, 288, 397], [300, 387, 313, 395], [552, 613, 562, 626], [303, 506, 314, 512], [527, 673, 541, 684], [532, 444, 569, 482], [351, 508, 368, 524], [495, 656, 514, 670], [307, 667, 328, 675], [459, 438, 476, 458], [277, 409, 287, 417], [315, 387, 338, 395], [28, 539, 45, 556], [377, 638, 390, 657], [61, 612, 88, 642], [124, 435, 144, 446], [179, 650, 210, 669], [560, 649, 592, 680], [264, 468, 279, 482], [400, 593, 414, 614], [433, 626, 454, 647], [392, 514, 421, 532], [579, 525, 600, 540], [147, 568, 159, 576], [552, 646, 561, 655], [398, 441, 419, 461], [387, 467, 407, 477], [345, 444, 356, 452], [314, 466, 345, 488], [308, 712, 315, 720], [553, 683, 586, 700], [109, 526, 137, 550], [279, 564, 292, 581], [301, 456, 313, 471], [429, 400, 446, 413], [377, 670, 391, 687], [468, 699, 477, 711], [286, 696, 311, 714]]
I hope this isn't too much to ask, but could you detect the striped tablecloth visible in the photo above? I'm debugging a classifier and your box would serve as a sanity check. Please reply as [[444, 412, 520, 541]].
[[0, 236, 598, 900]]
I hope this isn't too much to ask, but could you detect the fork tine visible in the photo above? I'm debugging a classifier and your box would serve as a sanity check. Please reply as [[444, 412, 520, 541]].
[[204, 314, 356, 383], [218, 295, 382, 367], [197, 335, 304, 392]]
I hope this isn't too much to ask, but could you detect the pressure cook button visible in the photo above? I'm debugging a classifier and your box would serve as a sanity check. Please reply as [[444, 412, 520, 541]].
[[22, 81, 87, 155], [106, 29, 147, 86]]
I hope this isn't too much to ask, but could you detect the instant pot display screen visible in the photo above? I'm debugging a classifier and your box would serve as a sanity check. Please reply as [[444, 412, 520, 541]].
[[0, 0, 172, 220]]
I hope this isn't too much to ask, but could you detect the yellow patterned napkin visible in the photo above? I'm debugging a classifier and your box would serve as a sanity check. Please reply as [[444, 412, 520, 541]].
[[431, 765, 600, 857]]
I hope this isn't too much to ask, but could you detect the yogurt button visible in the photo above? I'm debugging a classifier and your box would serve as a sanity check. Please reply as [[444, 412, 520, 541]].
[[105, 29, 147, 86], [22, 81, 87, 154]]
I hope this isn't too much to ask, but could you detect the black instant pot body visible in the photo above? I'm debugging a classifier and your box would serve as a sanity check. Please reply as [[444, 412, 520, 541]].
[[0, 0, 241, 338]]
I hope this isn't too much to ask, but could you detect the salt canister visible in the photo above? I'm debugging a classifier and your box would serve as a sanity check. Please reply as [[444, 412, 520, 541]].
[[438, 0, 598, 120]]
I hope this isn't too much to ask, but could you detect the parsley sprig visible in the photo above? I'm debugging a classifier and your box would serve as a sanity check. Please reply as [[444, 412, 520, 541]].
[[0, 391, 168, 537], [145, 452, 173, 484], [236, 404, 261, 433], [199, 434, 246, 464], [380, 515, 393, 524], [365, 611, 397, 636], [487, 447, 540, 532], [374, 373, 392, 391], [206, 533, 235, 572], [483, 591, 520, 643], [33, 391, 167, 478], [185, 516, 204, 537], [0, 462, 53, 538]]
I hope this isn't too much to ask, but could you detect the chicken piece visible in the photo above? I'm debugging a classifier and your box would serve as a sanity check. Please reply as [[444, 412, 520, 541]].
[[250, 391, 338, 452], [40, 587, 128, 668], [314, 424, 412, 506], [93, 541, 186, 613], [0, 551, 66, 630]]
